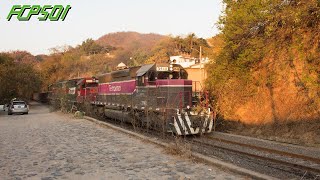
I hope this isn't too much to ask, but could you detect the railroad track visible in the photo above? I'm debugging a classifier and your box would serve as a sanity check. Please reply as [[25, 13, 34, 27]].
[[191, 134, 320, 179], [89, 114, 320, 179]]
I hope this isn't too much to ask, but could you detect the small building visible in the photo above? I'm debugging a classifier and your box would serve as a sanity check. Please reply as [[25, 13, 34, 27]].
[[170, 55, 197, 68], [116, 62, 128, 70], [185, 64, 207, 91]]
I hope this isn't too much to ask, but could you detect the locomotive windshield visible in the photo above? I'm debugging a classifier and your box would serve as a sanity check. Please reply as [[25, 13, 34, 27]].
[[136, 63, 188, 83], [157, 68, 188, 79], [86, 83, 98, 87]]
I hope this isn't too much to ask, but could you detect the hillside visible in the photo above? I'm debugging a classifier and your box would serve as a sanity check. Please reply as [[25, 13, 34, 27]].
[[94, 32, 166, 66], [96, 31, 165, 51], [35, 32, 168, 89]]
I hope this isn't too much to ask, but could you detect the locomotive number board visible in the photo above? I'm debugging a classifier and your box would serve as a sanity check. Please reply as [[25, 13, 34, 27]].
[[156, 67, 169, 71]]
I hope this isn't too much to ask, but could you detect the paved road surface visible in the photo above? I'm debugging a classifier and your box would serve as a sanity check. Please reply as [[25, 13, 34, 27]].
[[0, 103, 244, 179]]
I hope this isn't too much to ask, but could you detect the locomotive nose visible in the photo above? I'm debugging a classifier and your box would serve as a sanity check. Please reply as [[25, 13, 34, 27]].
[[171, 109, 214, 136]]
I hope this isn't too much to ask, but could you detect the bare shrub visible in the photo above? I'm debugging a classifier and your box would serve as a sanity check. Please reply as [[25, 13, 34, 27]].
[[165, 137, 192, 158], [74, 111, 85, 119]]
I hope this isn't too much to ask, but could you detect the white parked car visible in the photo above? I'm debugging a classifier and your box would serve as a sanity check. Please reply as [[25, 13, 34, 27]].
[[7, 101, 29, 115]]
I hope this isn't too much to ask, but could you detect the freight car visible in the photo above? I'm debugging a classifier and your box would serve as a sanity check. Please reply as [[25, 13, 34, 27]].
[[49, 62, 214, 135], [47, 78, 81, 110]]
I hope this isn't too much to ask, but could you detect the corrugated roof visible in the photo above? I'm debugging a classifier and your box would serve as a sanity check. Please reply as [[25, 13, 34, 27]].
[[117, 62, 127, 67], [136, 64, 155, 76], [76, 78, 85, 85]]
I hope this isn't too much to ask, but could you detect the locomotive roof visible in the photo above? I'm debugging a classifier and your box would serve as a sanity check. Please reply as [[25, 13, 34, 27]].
[[98, 65, 141, 83], [136, 64, 155, 76], [97, 63, 186, 83]]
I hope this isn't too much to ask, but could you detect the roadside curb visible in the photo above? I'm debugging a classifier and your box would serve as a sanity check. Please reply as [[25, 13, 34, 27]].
[[84, 116, 276, 180]]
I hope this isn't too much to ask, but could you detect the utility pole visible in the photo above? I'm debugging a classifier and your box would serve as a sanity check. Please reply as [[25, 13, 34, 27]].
[[199, 46, 202, 62], [199, 46, 203, 86]]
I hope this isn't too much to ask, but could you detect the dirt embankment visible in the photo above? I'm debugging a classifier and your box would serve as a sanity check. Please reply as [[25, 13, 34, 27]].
[[220, 48, 320, 124], [215, 34, 320, 147]]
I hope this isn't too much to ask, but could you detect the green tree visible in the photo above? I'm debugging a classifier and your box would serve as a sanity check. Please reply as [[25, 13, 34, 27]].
[[0, 53, 42, 104], [145, 34, 209, 63], [80, 38, 106, 55]]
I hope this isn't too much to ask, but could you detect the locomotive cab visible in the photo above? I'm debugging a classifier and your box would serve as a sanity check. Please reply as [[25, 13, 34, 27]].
[[134, 63, 192, 110], [76, 77, 99, 103], [155, 63, 188, 80]]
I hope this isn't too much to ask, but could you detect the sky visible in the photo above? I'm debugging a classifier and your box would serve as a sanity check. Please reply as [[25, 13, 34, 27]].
[[0, 0, 224, 55]]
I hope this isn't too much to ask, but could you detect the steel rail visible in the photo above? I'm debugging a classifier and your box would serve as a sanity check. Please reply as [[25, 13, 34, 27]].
[[192, 137, 320, 175], [207, 136, 320, 164]]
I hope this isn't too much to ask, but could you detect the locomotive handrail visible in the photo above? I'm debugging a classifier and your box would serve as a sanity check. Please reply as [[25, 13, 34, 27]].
[[165, 91, 192, 110]]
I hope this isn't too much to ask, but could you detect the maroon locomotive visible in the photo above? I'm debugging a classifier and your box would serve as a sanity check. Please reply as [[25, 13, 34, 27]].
[[76, 77, 99, 103], [49, 62, 214, 135]]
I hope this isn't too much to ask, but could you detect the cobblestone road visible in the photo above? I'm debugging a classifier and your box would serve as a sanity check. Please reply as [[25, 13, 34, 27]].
[[0, 103, 244, 180]]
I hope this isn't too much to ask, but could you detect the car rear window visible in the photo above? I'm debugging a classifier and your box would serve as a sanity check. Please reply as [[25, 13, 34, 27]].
[[13, 102, 26, 105]]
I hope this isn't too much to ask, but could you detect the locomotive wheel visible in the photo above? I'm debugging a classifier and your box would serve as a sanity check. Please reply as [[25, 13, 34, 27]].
[[82, 102, 93, 116], [93, 106, 104, 118]]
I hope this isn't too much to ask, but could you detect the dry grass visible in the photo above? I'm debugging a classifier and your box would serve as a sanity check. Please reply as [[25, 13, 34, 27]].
[[165, 137, 193, 158]]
